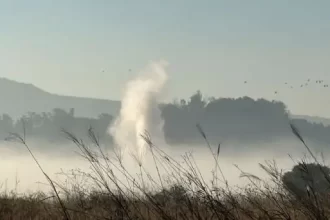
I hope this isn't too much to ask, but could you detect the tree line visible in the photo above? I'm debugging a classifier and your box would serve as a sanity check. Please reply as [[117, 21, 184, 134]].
[[0, 108, 113, 143], [0, 91, 329, 146], [161, 91, 330, 146]]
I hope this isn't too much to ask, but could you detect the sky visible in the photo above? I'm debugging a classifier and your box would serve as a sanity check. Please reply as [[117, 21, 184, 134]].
[[0, 1, 330, 117]]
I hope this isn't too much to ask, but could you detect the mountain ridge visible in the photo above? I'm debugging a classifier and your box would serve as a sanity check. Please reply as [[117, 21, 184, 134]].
[[0, 77, 121, 119]]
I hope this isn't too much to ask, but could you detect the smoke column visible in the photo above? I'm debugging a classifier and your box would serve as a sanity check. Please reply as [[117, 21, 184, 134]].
[[109, 60, 169, 164]]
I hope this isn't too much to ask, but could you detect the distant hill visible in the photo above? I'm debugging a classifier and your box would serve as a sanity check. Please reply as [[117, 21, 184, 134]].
[[289, 114, 330, 126], [0, 78, 121, 119]]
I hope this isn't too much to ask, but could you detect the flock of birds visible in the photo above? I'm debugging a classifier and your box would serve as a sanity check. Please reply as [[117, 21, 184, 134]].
[[101, 68, 328, 98], [244, 79, 329, 95]]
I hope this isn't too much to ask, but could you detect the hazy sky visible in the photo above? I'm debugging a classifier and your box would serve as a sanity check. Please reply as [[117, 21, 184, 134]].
[[1, 1, 330, 117]]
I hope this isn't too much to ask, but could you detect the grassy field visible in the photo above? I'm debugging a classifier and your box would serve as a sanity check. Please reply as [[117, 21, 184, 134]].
[[1, 124, 330, 220]]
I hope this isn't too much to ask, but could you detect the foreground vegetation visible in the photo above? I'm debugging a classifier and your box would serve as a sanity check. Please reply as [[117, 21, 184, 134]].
[[1, 124, 330, 220]]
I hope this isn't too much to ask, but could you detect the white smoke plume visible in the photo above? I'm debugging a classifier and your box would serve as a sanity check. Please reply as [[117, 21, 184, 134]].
[[109, 60, 169, 164]]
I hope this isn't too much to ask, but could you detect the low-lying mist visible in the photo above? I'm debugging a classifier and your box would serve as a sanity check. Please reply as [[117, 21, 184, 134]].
[[0, 136, 325, 194]]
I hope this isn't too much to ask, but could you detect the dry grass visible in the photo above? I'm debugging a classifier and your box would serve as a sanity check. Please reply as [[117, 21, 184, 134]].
[[1, 124, 330, 219]]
